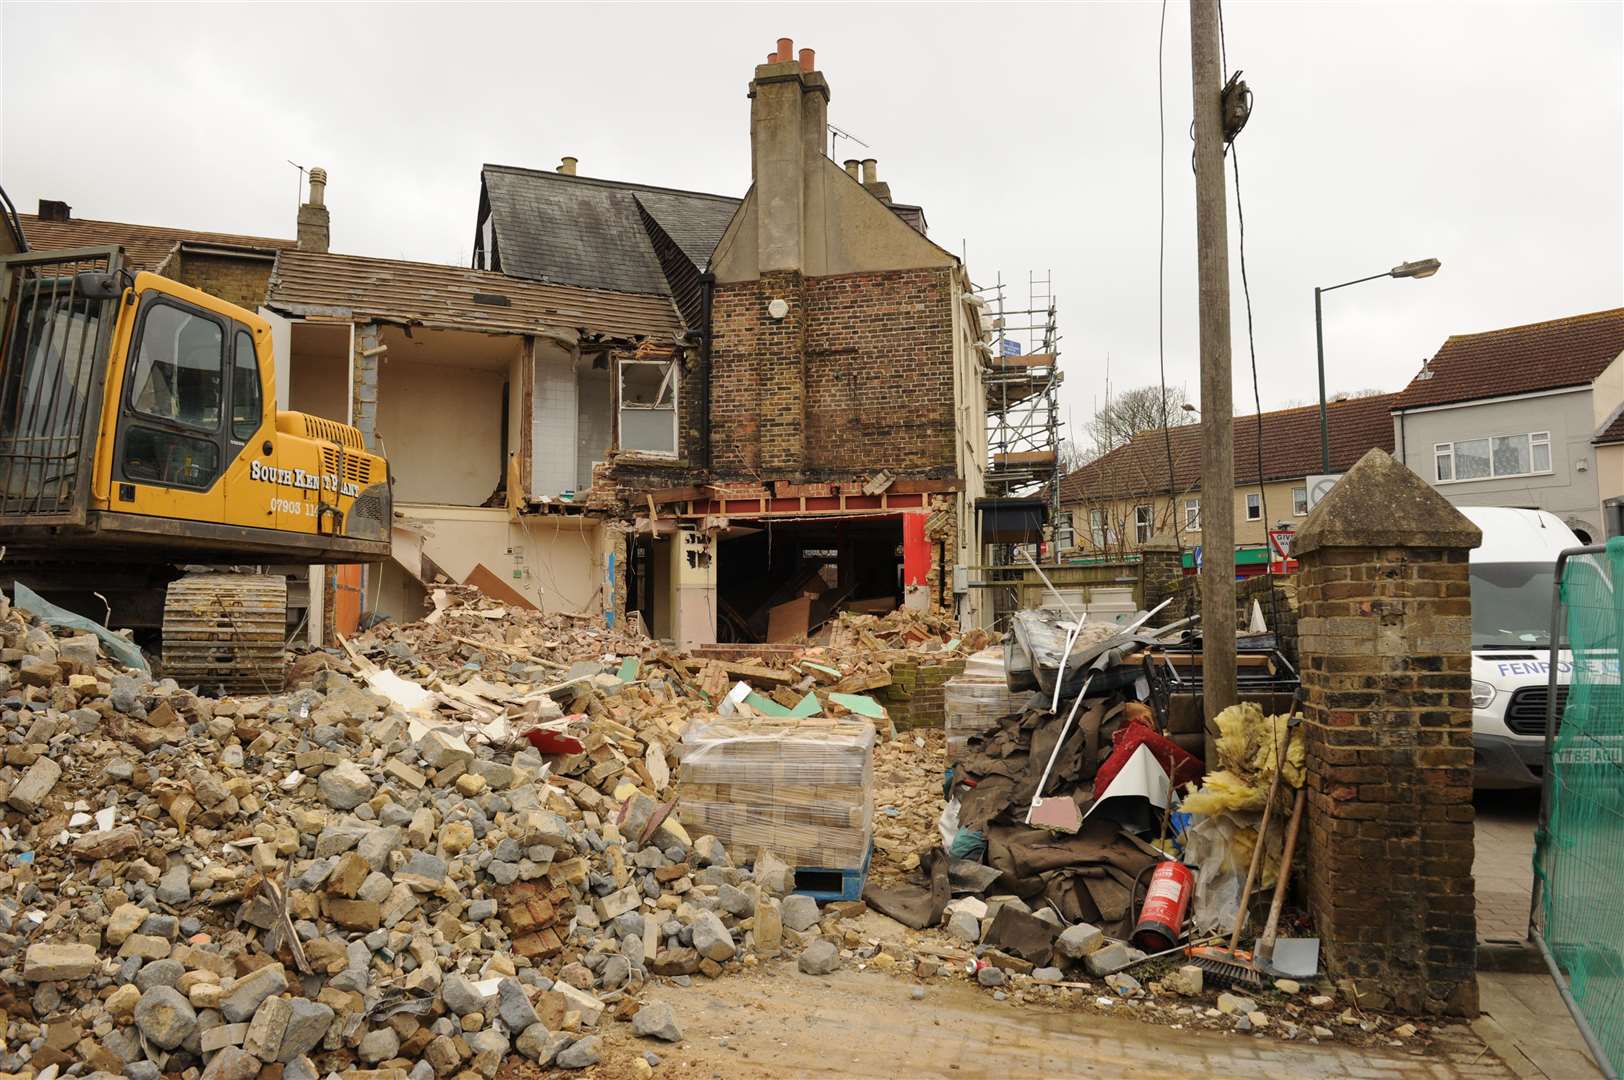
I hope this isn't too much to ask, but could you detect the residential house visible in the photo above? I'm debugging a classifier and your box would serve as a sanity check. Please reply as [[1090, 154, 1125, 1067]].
[[477, 41, 990, 643], [1389, 308, 1624, 544], [17, 196, 300, 310], [1057, 394, 1396, 555], [1592, 355, 1624, 533], [262, 245, 683, 628]]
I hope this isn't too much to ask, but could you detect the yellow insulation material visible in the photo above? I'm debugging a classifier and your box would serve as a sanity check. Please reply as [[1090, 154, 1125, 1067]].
[[1181, 702, 1304, 816]]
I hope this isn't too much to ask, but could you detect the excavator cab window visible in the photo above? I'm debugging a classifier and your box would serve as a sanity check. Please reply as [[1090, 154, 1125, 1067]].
[[128, 303, 223, 429], [230, 330, 261, 442], [119, 299, 226, 490]]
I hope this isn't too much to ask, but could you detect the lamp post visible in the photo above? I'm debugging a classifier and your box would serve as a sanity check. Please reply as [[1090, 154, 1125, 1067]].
[[1314, 258, 1441, 472]]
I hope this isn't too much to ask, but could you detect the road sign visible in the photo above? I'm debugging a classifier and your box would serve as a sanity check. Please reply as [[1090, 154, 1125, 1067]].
[[1306, 473, 1344, 511]]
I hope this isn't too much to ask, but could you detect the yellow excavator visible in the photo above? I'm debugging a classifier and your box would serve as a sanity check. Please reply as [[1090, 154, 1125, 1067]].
[[0, 236, 390, 692]]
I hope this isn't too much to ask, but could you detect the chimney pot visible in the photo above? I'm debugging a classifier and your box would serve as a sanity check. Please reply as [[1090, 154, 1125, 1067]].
[[843, 159, 860, 179], [37, 199, 71, 222], [861, 159, 877, 184], [557, 156, 578, 176], [776, 37, 793, 62], [798, 48, 815, 73], [297, 166, 331, 253], [768, 51, 777, 62]]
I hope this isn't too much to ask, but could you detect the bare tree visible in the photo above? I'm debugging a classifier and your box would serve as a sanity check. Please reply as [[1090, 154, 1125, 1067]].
[[1087, 384, 1195, 456]]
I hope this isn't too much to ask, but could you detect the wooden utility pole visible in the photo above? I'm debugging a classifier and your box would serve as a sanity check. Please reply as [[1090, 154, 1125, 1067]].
[[1189, 0, 1237, 722]]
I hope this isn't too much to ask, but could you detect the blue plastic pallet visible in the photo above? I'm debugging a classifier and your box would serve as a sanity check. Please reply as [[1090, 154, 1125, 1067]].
[[790, 846, 873, 903]]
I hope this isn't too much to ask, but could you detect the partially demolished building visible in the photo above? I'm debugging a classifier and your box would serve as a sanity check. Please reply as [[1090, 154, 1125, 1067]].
[[465, 41, 990, 642], [15, 41, 993, 644]]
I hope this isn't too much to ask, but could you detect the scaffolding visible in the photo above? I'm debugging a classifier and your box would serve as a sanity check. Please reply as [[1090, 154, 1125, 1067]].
[[978, 270, 1063, 510]]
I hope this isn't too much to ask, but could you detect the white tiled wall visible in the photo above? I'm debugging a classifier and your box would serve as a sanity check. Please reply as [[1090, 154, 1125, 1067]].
[[532, 343, 579, 497]]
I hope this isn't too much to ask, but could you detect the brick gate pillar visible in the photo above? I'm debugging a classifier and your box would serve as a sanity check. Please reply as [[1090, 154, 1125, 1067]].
[[1138, 532, 1185, 615], [1292, 449, 1482, 1017]]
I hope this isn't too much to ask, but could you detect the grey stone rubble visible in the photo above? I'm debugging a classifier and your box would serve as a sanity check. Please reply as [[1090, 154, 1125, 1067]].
[[0, 586, 857, 1076]]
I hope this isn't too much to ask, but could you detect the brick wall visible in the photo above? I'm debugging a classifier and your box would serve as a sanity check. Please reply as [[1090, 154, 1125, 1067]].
[[879, 655, 966, 730], [710, 266, 957, 480], [173, 253, 273, 312]]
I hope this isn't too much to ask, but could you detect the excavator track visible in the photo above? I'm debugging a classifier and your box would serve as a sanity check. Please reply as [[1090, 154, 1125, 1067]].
[[162, 573, 288, 694]]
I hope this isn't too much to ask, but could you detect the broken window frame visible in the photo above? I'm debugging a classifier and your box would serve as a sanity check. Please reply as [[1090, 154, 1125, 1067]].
[[618, 357, 678, 458]]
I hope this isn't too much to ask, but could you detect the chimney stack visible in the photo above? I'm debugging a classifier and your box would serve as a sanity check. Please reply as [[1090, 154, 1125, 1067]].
[[557, 156, 578, 176], [748, 38, 829, 274], [860, 158, 892, 204], [297, 166, 330, 253], [37, 199, 71, 222]]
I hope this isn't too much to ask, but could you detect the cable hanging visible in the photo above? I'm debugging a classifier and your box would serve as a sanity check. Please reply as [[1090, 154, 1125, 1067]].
[[1218, 0, 1282, 637]]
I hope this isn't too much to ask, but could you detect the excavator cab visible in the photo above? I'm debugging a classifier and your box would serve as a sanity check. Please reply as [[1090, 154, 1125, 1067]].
[[0, 244, 390, 690]]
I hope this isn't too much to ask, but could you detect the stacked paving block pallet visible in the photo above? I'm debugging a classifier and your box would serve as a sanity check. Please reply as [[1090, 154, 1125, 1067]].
[[877, 654, 966, 730], [945, 647, 1030, 760], [677, 715, 875, 870]]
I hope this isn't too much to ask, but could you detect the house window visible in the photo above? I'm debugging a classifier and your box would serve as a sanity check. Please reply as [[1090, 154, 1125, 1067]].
[[1435, 431, 1552, 483], [1134, 504, 1153, 544], [1089, 509, 1107, 548], [1292, 487, 1308, 516], [1246, 492, 1262, 521], [619, 358, 677, 456], [1185, 499, 1200, 530]]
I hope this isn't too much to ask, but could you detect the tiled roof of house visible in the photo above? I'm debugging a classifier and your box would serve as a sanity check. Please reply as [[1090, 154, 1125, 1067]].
[[1391, 309, 1624, 410], [266, 250, 682, 342], [480, 166, 739, 297], [1594, 403, 1624, 446], [1058, 394, 1396, 504], [18, 213, 292, 273]]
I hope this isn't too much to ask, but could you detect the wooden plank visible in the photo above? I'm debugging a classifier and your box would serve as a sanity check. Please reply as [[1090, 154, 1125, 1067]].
[[463, 563, 537, 611], [766, 596, 814, 643]]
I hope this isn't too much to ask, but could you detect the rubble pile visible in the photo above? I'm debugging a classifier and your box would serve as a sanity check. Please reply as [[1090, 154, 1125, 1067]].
[[0, 580, 1448, 1075], [0, 589, 834, 1078]]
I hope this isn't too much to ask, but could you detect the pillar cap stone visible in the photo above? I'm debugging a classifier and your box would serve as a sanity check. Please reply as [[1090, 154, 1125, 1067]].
[[1294, 448, 1481, 556], [1140, 532, 1182, 553]]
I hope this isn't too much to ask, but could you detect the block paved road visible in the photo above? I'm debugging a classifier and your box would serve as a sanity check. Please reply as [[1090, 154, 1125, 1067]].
[[524, 965, 1518, 1080], [1473, 788, 1540, 943]]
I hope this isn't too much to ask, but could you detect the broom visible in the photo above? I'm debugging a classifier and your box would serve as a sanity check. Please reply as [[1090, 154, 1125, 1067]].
[[1184, 716, 1287, 989]]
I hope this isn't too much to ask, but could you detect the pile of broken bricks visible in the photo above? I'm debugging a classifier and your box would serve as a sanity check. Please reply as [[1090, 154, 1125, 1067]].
[[0, 587, 871, 1079]]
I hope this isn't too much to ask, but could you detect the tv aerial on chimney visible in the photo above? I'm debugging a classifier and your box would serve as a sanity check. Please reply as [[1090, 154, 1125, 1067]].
[[828, 122, 867, 160], [288, 160, 307, 211]]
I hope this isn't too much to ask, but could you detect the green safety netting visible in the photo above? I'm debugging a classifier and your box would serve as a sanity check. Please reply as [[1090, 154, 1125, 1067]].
[[1535, 536, 1624, 1074]]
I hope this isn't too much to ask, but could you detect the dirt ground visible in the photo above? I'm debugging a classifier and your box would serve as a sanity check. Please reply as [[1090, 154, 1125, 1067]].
[[501, 962, 1510, 1079]]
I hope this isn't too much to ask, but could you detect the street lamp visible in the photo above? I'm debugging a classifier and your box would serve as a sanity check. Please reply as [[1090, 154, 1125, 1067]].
[[1314, 258, 1441, 471]]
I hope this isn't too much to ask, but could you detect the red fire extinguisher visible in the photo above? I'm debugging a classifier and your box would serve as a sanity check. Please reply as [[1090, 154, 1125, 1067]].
[[1132, 860, 1194, 952]]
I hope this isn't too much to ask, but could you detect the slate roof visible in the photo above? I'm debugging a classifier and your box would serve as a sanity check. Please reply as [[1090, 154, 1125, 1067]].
[[1391, 308, 1624, 411], [480, 165, 739, 298], [17, 212, 292, 273], [1058, 394, 1397, 504], [266, 250, 682, 342]]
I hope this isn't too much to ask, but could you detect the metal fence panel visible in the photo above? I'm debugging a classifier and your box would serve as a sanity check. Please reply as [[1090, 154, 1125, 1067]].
[[1533, 539, 1624, 1077]]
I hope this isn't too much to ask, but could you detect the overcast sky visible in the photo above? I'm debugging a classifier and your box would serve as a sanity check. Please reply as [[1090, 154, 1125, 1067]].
[[4, 2, 1620, 447]]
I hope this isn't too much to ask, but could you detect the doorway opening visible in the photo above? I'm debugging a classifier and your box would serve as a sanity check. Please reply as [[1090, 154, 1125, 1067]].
[[714, 516, 903, 643]]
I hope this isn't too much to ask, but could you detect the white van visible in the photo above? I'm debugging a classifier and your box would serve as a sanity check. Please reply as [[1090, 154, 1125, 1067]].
[[1460, 506, 1584, 788]]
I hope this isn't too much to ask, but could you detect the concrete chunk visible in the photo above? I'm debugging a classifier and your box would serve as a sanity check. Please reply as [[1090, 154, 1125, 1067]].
[[7, 755, 59, 812], [22, 942, 97, 981]]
